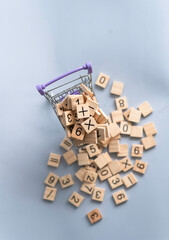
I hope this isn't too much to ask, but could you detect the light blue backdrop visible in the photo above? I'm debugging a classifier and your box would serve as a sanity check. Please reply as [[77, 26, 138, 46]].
[[1, 1, 169, 240]]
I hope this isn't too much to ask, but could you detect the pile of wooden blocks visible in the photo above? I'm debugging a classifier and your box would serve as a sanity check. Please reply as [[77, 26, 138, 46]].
[[43, 73, 157, 225]]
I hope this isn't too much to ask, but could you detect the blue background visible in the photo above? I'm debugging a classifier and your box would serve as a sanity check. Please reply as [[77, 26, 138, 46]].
[[1, 1, 169, 240]]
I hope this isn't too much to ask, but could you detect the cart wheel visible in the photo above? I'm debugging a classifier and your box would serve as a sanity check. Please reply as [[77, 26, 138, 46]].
[[83, 62, 92, 74]]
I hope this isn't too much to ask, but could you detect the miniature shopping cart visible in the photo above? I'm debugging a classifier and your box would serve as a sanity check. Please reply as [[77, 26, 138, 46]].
[[36, 62, 95, 139]]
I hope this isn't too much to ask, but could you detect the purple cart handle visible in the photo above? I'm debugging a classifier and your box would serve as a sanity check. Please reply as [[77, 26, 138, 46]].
[[36, 62, 92, 95]]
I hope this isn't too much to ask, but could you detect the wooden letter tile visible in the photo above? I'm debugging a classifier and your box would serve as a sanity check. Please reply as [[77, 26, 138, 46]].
[[109, 139, 120, 153], [55, 103, 63, 116], [43, 187, 57, 201], [63, 110, 75, 126], [85, 160, 98, 172], [59, 174, 74, 189], [81, 116, 98, 134], [120, 121, 131, 135], [98, 165, 112, 181], [112, 189, 128, 205], [119, 156, 133, 172], [48, 153, 61, 168], [60, 137, 73, 151], [85, 144, 100, 158], [76, 104, 90, 119], [68, 192, 84, 207], [130, 126, 143, 138], [138, 101, 153, 117], [80, 182, 95, 195], [111, 81, 124, 96], [92, 187, 105, 202], [133, 159, 148, 174], [131, 144, 143, 157], [141, 136, 156, 150], [111, 110, 124, 123], [128, 108, 141, 123], [108, 160, 122, 175], [117, 144, 128, 157], [44, 172, 59, 188], [123, 108, 132, 121], [97, 126, 106, 141], [83, 170, 98, 184], [143, 122, 157, 136], [77, 152, 90, 166], [86, 98, 99, 116], [75, 167, 87, 182], [122, 172, 137, 188], [63, 149, 77, 165], [71, 124, 85, 140], [109, 123, 121, 138], [71, 95, 84, 110], [87, 208, 102, 224], [115, 96, 128, 110], [84, 130, 98, 144], [95, 73, 110, 88], [108, 174, 123, 189], [94, 154, 109, 169]]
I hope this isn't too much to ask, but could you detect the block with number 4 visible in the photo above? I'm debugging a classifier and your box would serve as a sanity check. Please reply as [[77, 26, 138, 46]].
[[95, 73, 110, 88], [112, 189, 128, 205], [68, 192, 84, 207]]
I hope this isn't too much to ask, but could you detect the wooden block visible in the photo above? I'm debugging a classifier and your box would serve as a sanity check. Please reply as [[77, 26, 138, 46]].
[[120, 121, 131, 135], [60, 94, 69, 110], [128, 108, 141, 123], [102, 152, 113, 163], [131, 144, 143, 157], [130, 126, 143, 138], [109, 123, 121, 137], [70, 95, 84, 110], [109, 139, 120, 153], [111, 110, 124, 123], [92, 187, 105, 202], [80, 83, 94, 98], [55, 103, 63, 116], [84, 130, 98, 144], [133, 159, 148, 174], [72, 139, 84, 148], [98, 136, 111, 148], [115, 96, 128, 110], [83, 170, 98, 184], [122, 172, 137, 188], [97, 126, 106, 141], [123, 108, 132, 121], [85, 160, 98, 172], [44, 172, 59, 188], [78, 146, 87, 153], [76, 104, 90, 119], [60, 136, 73, 151], [143, 122, 157, 136], [111, 81, 124, 96], [138, 101, 153, 117], [81, 116, 98, 134], [95, 72, 110, 88], [74, 112, 84, 124], [98, 123, 110, 138], [59, 174, 74, 189], [141, 136, 156, 150], [81, 182, 95, 195], [86, 98, 99, 116], [117, 144, 128, 157], [108, 160, 122, 175], [94, 110, 101, 121], [65, 125, 74, 138], [107, 115, 112, 124], [113, 133, 121, 140], [75, 167, 87, 182], [112, 189, 128, 205], [108, 174, 123, 189], [77, 152, 90, 166], [68, 192, 84, 207], [98, 165, 112, 181], [43, 187, 57, 201], [95, 154, 109, 169], [63, 150, 77, 165], [97, 109, 108, 124], [87, 208, 102, 224], [63, 110, 75, 126], [119, 156, 133, 172], [48, 153, 61, 168], [71, 124, 85, 140], [86, 144, 100, 158]]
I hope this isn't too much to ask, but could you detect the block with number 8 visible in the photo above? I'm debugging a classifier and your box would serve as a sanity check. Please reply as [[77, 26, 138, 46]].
[[115, 96, 128, 110]]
